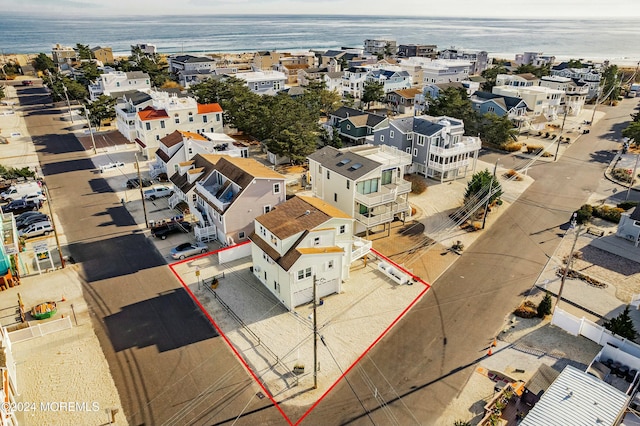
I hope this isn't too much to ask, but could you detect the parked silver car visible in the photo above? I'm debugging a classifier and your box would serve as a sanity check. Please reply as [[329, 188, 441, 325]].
[[18, 220, 53, 239], [170, 242, 208, 260]]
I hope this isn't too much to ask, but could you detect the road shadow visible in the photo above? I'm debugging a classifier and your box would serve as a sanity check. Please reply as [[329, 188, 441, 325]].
[[104, 288, 218, 352], [41, 158, 95, 176], [589, 149, 617, 165], [32, 133, 86, 155], [88, 177, 116, 194]]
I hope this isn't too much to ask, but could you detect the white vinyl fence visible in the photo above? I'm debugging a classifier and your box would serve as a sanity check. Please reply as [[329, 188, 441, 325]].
[[552, 308, 640, 357], [7, 316, 73, 344]]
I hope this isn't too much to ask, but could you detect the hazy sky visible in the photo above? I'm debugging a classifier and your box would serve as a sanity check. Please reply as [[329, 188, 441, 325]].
[[5, 0, 640, 18]]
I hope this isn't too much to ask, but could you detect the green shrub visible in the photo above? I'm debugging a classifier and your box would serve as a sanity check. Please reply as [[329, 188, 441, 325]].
[[575, 204, 593, 224], [612, 168, 635, 183], [593, 205, 624, 223], [537, 292, 553, 318], [617, 201, 639, 211]]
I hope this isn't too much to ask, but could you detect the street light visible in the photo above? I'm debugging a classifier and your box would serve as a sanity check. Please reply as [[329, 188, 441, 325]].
[[61, 82, 74, 123]]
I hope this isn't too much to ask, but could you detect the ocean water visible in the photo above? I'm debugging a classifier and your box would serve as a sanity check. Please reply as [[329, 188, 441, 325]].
[[1, 14, 640, 64]]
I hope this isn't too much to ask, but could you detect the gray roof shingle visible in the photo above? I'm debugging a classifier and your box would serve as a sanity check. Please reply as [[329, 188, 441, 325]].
[[307, 146, 380, 180]]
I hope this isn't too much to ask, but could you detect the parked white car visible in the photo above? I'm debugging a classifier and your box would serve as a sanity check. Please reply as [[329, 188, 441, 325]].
[[144, 185, 173, 200], [18, 221, 53, 239], [22, 192, 47, 205]]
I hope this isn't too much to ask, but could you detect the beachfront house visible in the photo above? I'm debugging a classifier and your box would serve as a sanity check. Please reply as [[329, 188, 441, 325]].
[[88, 71, 151, 101], [364, 39, 397, 57], [307, 145, 412, 235], [366, 69, 412, 93], [169, 154, 286, 245], [372, 115, 481, 182], [495, 73, 540, 87], [167, 54, 217, 75], [551, 62, 602, 100], [397, 44, 438, 59], [250, 195, 370, 311], [438, 47, 490, 75], [234, 70, 286, 95]]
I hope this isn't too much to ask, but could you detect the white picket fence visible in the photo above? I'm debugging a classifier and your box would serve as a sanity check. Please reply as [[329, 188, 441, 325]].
[[552, 308, 640, 358], [8, 316, 73, 344]]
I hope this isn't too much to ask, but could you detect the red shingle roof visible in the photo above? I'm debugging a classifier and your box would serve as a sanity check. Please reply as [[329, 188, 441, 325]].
[[138, 106, 169, 121], [197, 103, 223, 114]]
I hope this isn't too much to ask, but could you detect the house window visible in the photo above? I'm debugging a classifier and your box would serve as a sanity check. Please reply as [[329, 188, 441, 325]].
[[334, 193, 337, 202], [188, 112, 194, 122], [407, 133, 412, 140], [381, 169, 393, 185], [346, 181, 350, 189], [156, 135, 160, 140], [216, 114, 220, 122], [413, 148, 418, 157], [239, 231, 245, 239], [327, 260, 334, 270], [264, 205, 271, 214], [297, 267, 312, 280], [406, 147, 411, 153], [273, 183, 281, 194], [327, 170, 330, 179], [417, 136, 424, 146], [145, 122, 151, 131], [339, 224, 346, 234], [174, 114, 180, 124], [254, 83, 259, 91], [313, 236, 320, 246], [390, 130, 394, 138], [356, 178, 379, 195], [380, 134, 385, 142], [174, 164, 179, 172], [274, 281, 280, 293], [346, 124, 351, 130], [203, 115, 208, 123], [160, 120, 165, 129]]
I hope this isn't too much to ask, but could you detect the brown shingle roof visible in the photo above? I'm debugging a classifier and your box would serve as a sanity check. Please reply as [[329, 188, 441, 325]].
[[160, 130, 183, 148], [169, 154, 220, 194], [391, 87, 422, 99], [256, 195, 349, 240], [155, 149, 171, 163]]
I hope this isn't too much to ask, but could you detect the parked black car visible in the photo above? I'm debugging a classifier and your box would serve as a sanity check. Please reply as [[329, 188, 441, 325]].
[[150, 221, 192, 240], [16, 212, 49, 229], [1, 199, 39, 214], [126, 178, 153, 189]]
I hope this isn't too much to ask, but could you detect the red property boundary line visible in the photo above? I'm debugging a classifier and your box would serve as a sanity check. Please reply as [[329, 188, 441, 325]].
[[168, 243, 431, 426]]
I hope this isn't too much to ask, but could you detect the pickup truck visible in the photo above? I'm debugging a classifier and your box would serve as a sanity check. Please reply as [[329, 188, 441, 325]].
[[150, 221, 192, 240]]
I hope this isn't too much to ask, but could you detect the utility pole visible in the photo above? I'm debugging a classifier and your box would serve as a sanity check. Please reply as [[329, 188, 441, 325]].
[[554, 213, 579, 313], [313, 274, 318, 390], [482, 159, 499, 230], [136, 154, 149, 228], [626, 154, 640, 201], [554, 107, 569, 162], [83, 105, 97, 154], [42, 184, 65, 268]]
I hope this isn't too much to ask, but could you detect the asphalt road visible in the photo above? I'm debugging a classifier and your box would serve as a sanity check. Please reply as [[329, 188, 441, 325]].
[[16, 85, 279, 426], [295, 99, 640, 425], [15, 80, 640, 426]]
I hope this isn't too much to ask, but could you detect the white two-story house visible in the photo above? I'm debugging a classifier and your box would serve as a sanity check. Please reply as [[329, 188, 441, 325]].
[[307, 145, 412, 235], [88, 71, 151, 100], [366, 69, 412, 93], [234, 71, 286, 95], [170, 154, 286, 245], [373, 115, 481, 182], [151, 130, 248, 179], [341, 66, 369, 99], [539, 75, 589, 116], [116, 90, 224, 159], [250, 195, 370, 311], [492, 85, 563, 120]]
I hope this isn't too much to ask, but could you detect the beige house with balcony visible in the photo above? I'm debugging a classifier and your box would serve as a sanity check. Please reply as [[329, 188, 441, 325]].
[[249, 195, 370, 311], [307, 145, 412, 235], [169, 154, 285, 245]]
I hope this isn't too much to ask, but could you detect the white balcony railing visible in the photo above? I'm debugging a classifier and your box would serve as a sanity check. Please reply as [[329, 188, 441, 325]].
[[428, 159, 473, 172], [354, 180, 412, 207], [354, 202, 410, 227], [195, 182, 231, 212], [195, 225, 217, 243], [428, 137, 481, 157]]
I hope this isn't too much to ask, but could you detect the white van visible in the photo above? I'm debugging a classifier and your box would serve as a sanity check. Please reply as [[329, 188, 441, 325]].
[[1, 182, 41, 201], [18, 221, 53, 239]]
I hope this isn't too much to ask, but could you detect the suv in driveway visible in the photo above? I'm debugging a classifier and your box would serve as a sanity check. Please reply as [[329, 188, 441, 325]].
[[150, 220, 192, 240], [125, 178, 153, 189]]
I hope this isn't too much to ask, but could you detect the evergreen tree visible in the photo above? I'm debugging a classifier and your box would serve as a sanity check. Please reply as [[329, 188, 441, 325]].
[[537, 292, 553, 318], [362, 81, 385, 109], [427, 87, 479, 135], [464, 169, 503, 207], [75, 43, 93, 60], [86, 95, 116, 129], [480, 65, 507, 92], [478, 113, 517, 147], [622, 122, 640, 147], [33, 53, 56, 73], [604, 306, 637, 340], [601, 65, 621, 104]]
